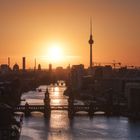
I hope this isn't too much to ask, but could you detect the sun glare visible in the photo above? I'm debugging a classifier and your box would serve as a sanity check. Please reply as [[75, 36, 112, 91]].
[[47, 43, 63, 62]]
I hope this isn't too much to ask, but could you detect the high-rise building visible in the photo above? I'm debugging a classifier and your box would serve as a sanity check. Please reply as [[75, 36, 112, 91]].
[[71, 64, 85, 90], [49, 64, 52, 72], [38, 64, 41, 71]]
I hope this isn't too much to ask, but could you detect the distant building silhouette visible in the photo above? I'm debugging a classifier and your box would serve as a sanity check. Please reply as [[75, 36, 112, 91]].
[[38, 64, 41, 71], [55, 67, 64, 80], [94, 65, 112, 79], [0, 64, 10, 74], [34, 58, 36, 71], [49, 64, 52, 72], [71, 64, 85, 90], [125, 83, 140, 113], [13, 63, 19, 72]]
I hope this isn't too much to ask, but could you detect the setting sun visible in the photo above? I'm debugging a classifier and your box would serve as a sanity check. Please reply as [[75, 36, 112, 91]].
[[47, 43, 63, 62]]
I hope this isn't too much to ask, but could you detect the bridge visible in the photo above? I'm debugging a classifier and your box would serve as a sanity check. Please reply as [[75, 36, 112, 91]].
[[15, 104, 92, 112], [14, 103, 113, 118], [15, 88, 121, 118]]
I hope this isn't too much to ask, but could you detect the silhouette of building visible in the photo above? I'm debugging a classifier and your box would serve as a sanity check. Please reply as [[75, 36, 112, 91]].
[[125, 83, 140, 113], [71, 64, 85, 90], [55, 67, 64, 80], [0, 64, 10, 74], [13, 63, 19, 72], [34, 58, 36, 71], [22, 57, 26, 71], [49, 64, 52, 72], [94, 65, 113, 78], [38, 64, 41, 71]]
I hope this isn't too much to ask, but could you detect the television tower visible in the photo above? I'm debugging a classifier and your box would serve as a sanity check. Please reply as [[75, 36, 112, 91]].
[[88, 18, 94, 69]]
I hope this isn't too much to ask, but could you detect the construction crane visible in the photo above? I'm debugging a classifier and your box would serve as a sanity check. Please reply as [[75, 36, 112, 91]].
[[93, 61, 121, 69], [112, 61, 121, 69]]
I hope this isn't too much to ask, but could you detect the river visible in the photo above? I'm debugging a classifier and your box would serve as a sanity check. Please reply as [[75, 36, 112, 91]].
[[19, 85, 140, 140]]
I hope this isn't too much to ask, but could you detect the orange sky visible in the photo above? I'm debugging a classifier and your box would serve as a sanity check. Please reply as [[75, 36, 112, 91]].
[[0, 0, 140, 68]]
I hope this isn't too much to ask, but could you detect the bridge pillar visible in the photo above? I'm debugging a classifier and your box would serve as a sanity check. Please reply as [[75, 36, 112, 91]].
[[68, 100, 74, 119], [104, 100, 114, 116], [88, 102, 95, 117], [25, 102, 30, 117], [68, 87, 74, 119], [105, 88, 113, 116], [112, 104, 121, 116], [44, 88, 51, 118]]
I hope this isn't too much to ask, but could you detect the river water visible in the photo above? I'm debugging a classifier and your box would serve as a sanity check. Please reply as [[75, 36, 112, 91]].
[[20, 85, 140, 140]]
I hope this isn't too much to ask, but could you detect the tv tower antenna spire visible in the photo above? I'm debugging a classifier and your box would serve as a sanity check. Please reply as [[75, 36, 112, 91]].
[[88, 17, 94, 69]]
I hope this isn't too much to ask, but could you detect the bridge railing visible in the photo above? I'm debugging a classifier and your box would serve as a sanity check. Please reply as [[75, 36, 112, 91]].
[[14, 105, 45, 111], [14, 104, 109, 114]]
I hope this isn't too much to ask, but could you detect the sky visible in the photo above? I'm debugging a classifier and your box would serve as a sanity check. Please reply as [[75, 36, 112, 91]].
[[0, 0, 140, 68]]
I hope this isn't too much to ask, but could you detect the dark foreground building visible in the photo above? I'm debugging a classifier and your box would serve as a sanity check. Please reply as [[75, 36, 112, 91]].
[[0, 103, 22, 140]]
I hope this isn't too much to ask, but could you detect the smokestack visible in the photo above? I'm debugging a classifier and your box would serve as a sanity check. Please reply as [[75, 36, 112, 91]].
[[34, 58, 36, 71], [22, 57, 26, 71], [8, 57, 10, 68]]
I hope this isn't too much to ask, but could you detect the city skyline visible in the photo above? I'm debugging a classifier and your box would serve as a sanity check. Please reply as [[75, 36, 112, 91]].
[[0, 0, 140, 68]]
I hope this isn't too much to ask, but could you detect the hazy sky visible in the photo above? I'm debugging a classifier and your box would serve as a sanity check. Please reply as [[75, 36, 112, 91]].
[[0, 0, 140, 68]]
